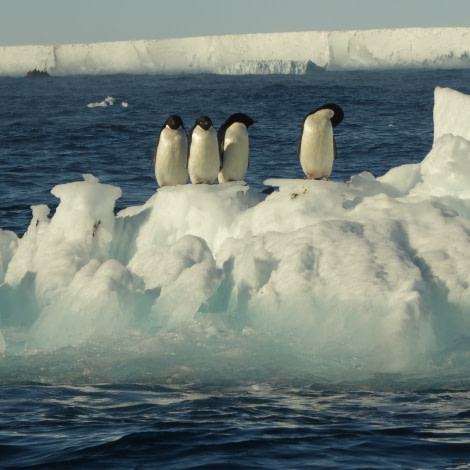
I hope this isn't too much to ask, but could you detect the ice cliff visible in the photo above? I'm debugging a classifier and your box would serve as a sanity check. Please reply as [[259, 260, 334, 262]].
[[1, 27, 470, 76]]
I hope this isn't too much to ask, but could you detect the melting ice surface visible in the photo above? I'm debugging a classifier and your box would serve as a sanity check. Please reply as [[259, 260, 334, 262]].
[[1, 86, 470, 386]]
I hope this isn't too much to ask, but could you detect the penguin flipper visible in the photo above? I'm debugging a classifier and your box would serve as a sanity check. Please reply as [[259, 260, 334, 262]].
[[152, 129, 164, 171], [186, 128, 194, 168], [217, 129, 225, 169], [151, 147, 157, 171], [297, 122, 305, 160]]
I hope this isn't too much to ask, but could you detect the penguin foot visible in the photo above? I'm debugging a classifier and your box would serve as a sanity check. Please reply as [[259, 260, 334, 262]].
[[304, 175, 330, 181]]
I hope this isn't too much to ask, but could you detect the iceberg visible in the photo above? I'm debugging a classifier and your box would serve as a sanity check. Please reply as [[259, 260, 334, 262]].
[[1, 85, 470, 384], [1, 27, 470, 76]]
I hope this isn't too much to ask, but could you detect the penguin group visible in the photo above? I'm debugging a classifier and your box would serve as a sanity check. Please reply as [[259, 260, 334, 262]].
[[152, 104, 344, 187]]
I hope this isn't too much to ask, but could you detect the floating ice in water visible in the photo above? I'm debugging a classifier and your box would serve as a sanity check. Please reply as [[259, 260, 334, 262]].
[[87, 97, 129, 108], [87, 96, 115, 108], [1, 87, 470, 380]]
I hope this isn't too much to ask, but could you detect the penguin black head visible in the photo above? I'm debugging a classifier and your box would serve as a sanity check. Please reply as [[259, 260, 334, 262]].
[[195, 115, 213, 131], [165, 114, 184, 130], [308, 103, 344, 128], [223, 113, 257, 129]]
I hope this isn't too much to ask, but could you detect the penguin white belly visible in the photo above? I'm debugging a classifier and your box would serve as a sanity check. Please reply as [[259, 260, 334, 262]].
[[155, 128, 188, 186], [188, 127, 219, 184], [299, 110, 335, 179], [218, 124, 249, 183]]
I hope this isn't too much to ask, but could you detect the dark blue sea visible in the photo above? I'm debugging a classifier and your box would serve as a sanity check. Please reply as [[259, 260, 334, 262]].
[[1, 70, 470, 469]]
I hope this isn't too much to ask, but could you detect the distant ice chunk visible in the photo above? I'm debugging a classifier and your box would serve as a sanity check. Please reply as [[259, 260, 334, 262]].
[[87, 96, 115, 108]]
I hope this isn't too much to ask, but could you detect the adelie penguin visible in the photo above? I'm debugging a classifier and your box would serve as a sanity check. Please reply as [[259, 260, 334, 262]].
[[152, 115, 188, 187], [187, 115, 220, 184], [217, 113, 256, 183], [297, 103, 344, 180]]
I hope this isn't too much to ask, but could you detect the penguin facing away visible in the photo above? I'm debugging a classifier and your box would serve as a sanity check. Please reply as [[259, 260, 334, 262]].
[[298, 103, 344, 180], [187, 115, 220, 184], [217, 113, 257, 183], [152, 114, 188, 187]]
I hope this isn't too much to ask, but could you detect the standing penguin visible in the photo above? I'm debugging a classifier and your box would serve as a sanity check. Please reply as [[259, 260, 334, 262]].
[[298, 103, 344, 180], [217, 113, 256, 183], [152, 114, 188, 186], [187, 115, 220, 184]]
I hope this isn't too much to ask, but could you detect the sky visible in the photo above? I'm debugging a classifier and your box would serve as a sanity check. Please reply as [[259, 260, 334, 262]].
[[1, 0, 469, 46]]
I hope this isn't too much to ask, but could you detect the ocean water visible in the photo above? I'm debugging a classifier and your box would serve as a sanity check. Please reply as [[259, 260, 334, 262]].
[[5, 68, 467, 235], [1, 70, 470, 468]]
